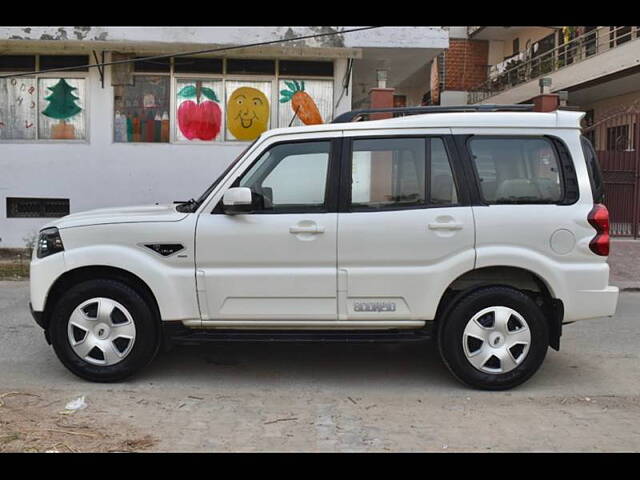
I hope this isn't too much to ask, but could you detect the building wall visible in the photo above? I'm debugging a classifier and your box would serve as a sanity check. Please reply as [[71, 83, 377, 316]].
[[582, 90, 640, 122], [0, 54, 352, 247], [0, 27, 449, 247], [442, 39, 488, 92], [580, 89, 640, 151], [487, 40, 505, 66], [498, 27, 555, 60]]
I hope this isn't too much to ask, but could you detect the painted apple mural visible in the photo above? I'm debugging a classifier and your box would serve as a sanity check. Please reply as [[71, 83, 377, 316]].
[[177, 82, 222, 141]]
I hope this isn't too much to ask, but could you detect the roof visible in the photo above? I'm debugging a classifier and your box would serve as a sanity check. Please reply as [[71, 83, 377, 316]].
[[263, 110, 586, 139]]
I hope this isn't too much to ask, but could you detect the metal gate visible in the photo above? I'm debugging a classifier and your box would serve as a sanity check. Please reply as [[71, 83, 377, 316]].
[[583, 110, 640, 237]]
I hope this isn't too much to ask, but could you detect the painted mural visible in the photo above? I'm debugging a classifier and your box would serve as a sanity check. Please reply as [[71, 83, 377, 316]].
[[0, 78, 37, 140], [279, 80, 323, 125], [176, 79, 222, 142], [41, 79, 82, 139], [278, 79, 333, 128], [38, 78, 86, 140], [225, 81, 271, 141], [113, 75, 170, 143]]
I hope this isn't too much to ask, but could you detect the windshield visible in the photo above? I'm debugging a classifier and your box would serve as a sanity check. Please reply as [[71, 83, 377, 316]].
[[176, 139, 258, 213]]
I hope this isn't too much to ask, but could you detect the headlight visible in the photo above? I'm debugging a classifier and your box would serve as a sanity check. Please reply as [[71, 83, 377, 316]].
[[37, 227, 65, 259]]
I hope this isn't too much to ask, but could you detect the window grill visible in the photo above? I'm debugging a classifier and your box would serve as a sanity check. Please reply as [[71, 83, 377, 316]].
[[6, 197, 70, 218]]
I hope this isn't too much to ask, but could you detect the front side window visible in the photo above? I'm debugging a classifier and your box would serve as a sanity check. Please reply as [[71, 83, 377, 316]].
[[350, 137, 458, 210], [469, 137, 563, 204], [237, 140, 331, 212]]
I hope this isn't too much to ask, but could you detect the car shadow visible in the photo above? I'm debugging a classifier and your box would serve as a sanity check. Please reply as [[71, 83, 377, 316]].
[[141, 339, 464, 391]]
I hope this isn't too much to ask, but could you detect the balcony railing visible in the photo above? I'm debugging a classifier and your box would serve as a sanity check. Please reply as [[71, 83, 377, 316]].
[[468, 26, 640, 104]]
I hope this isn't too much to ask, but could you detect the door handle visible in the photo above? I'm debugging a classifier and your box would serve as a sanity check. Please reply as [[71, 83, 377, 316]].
[[289, 225, 325, 234], [428, 221, 463, 231]]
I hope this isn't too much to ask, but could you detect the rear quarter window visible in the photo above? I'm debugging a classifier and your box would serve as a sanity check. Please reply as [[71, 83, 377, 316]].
[[580, 136, 605, 203], [468, 137, 564, 204]]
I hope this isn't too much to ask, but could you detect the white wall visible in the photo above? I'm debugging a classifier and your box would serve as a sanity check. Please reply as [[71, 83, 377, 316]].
[[0, 26, 448, 50], [0, 54, 351, 247]]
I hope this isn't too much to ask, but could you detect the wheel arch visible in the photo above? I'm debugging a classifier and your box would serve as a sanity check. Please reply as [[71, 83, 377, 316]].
[[41, 265, 162, 333], [434, 266, 564, 351]]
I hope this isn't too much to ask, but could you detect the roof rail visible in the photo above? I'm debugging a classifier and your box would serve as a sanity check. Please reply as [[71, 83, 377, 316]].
[[331, 104, 535, 123]]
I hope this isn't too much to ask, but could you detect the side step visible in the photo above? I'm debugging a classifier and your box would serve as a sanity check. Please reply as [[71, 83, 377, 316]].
[[164, 325, 432, 345]]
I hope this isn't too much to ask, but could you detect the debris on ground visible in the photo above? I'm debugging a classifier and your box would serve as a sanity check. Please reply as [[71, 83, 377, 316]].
[[264, 417, 298, 425], [0, 391, 40, 408], [59, 396, 88, 415], [0, 389, 155, 453]]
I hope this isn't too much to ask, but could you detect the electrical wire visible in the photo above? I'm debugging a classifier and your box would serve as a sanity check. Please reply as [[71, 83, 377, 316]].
[[334, 57, 354, 110], [0, 26, 379, 79]]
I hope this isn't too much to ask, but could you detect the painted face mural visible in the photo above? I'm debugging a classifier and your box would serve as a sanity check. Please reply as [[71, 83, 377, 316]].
[[226, 87, 269, 140]]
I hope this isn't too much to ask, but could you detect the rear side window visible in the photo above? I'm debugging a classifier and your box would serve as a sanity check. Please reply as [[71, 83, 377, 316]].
[[350, 137, 458, 210], [580, 136, 604, 203], [469, 137, 563, 204]]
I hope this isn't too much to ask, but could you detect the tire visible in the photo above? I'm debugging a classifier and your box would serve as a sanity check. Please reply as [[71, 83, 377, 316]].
[[438, 286, 549, 391], [48, 278, 160, 382]]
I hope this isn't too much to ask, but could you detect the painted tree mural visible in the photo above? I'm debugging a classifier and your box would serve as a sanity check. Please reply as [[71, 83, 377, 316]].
[[41, 78, 82, 139]]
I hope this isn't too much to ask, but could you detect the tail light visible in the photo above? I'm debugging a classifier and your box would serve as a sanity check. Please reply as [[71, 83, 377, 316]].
[[587, 204, 610, 256]]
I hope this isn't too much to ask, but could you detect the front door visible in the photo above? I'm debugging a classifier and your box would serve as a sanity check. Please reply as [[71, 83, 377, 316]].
[[337, 133, 476, 321], [195, 137, 340, 322]]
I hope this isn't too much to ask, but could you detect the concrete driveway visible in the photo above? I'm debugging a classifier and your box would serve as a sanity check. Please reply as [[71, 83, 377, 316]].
[[1, 281, 639, 452]]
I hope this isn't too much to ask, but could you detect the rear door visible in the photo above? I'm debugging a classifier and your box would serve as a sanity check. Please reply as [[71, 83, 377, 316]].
[[336, 131, 476, 322]]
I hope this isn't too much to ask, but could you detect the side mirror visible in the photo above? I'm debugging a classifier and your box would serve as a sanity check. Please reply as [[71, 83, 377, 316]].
[[222, 187, 253, 214]]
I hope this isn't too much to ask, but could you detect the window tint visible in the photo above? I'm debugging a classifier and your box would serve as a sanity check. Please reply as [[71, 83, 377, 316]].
[[469, 137, 563, 204], [431, 138, 458, 205], [239, 141, 330, 212], [350, 137, 457, 210], [581, 136, 604, 203]]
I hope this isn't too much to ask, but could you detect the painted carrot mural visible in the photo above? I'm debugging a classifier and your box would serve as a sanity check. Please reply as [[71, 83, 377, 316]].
[[279, 80, 323, 125]]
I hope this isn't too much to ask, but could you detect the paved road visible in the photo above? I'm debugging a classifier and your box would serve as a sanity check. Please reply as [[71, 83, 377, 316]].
[[1, 281, 639, 451]]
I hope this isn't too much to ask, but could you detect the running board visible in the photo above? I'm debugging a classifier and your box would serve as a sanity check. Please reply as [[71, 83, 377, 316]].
[[165, 327, 432, 345], [182, 320, 425, 330]]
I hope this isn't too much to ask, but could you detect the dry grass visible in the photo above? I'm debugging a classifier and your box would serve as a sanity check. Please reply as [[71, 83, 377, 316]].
[[0, 390, 156, 453], [0, 262, 29, 280]]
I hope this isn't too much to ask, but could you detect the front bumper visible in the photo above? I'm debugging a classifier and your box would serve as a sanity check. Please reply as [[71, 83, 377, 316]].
[[29, 302, 46, 329], [30, 302, 51, 344]]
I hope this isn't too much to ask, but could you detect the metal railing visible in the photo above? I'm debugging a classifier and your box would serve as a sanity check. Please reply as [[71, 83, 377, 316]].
[[468, 26, 640, 104]]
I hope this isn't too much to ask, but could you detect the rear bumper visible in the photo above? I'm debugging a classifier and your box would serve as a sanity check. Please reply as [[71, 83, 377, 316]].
[[564, 285, 619, 322]]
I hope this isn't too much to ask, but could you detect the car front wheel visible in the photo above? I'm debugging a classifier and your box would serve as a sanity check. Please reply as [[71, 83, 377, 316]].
[[48, 279, 160, 382]]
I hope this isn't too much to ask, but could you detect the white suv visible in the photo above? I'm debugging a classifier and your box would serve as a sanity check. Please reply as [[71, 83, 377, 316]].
[[29, 106, 619, 390]]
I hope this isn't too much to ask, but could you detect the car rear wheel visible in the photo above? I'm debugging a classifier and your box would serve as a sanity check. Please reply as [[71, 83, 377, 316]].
[[438, 286, 549, 390], [49, 279, 160, 382]]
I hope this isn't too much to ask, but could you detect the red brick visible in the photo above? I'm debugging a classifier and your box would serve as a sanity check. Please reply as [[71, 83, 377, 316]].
[[443, 39, 489, 91]]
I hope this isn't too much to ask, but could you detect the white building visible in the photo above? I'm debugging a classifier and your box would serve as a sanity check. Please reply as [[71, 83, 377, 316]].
[[0, 26, 448, 247]]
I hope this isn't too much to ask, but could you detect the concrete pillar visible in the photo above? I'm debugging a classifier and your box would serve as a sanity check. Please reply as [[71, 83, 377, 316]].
[[532, 94, 559, 113]]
